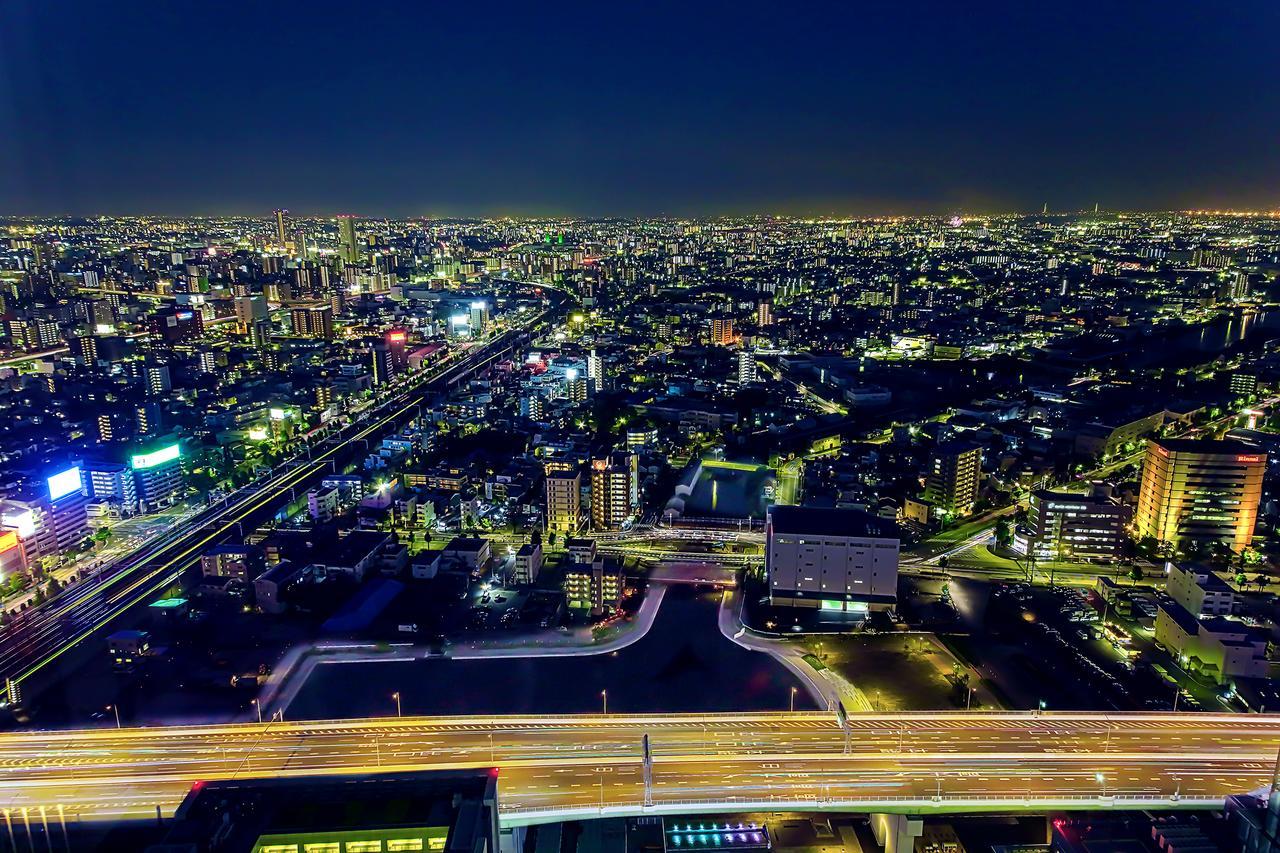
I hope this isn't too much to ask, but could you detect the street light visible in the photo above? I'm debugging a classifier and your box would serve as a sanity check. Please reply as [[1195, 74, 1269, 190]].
[[392, 691, 402, 718], [1095, 772, 1108, 798], [601, 690, 608, 715], [251, 698, 262, 724], [790, 687, 797, 713], [105, 705, 120, 729]]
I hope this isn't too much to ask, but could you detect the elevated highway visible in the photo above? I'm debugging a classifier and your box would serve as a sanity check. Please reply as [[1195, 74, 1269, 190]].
[[0, 711, 1275, 825]]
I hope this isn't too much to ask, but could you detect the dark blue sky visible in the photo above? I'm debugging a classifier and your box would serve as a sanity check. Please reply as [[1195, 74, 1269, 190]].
[[1, 1, 1276, 217]]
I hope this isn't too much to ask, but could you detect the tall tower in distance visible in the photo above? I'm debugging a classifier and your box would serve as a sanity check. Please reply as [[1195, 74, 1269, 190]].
[[338, 215, 359, 264], [273, 209, 289, 248]]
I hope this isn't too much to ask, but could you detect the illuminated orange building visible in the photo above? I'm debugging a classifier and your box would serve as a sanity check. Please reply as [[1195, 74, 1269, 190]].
[[710, 317, 736, 345], [1134, 439, 1265, 553]]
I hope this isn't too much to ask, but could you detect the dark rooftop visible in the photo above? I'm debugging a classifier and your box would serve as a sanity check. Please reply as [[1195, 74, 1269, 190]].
[[1154, 438, 1263, 456], [767, 505, 898, 539]]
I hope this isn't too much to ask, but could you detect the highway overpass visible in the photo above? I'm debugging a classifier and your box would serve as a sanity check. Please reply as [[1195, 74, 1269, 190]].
[[0, 711, 1274, 825]]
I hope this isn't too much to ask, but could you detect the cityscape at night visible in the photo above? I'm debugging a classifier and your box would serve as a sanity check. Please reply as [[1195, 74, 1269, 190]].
[[2, 2, 1280, 852]]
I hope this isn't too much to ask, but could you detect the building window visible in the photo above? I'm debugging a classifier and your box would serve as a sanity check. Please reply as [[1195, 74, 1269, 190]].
[[388, 841, 426, 852]]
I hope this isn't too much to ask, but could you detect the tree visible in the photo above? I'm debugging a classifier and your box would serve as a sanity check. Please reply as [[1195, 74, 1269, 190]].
[[1128, 565, 1143, 584], [995, 519, 1013, 547]]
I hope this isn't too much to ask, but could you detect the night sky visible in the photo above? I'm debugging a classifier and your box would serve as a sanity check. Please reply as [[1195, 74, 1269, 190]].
[[1, 1, 1276, 217]]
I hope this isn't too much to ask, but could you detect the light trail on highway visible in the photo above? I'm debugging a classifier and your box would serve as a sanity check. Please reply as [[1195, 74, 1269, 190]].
[[0, 711, 1274, 824]]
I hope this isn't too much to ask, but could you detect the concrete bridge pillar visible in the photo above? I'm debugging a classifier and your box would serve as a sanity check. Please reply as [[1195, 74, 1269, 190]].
[[870, 813, 923, 853]]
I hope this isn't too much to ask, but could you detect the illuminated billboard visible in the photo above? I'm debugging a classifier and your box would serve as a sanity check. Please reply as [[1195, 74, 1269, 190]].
[[47, 466, 83, 501], [0, 531, 18, 554], [1, 508, 35, 539], [131, 443, 181, 470]]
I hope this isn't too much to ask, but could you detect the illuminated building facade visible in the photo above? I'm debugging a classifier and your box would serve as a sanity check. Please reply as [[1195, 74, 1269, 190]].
[[710, 316, 735, 345], [766, 505, 899, 612], [544, 469, 582, 534], [1135, 439, 1266, 553], [922, 441, 981, 517], [1023, 489, 1127, 560], [589, 453, 637, 531], [563, 558, 624, 615], [290, 305, 334, 339], [131, 442, 184, 511]]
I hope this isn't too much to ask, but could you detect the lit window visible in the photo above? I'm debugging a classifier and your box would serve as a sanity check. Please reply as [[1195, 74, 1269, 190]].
[[388, 841, 426, 852]]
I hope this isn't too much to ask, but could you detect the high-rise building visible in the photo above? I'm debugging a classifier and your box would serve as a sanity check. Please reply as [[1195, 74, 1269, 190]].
[[338, 215, 359, 264], [1023, 489, 1127, 560], [148, 307, 203, 344], [468, 300, 490, 335], [565, 369, 588, 403], [923, 442, 982, 517], [136, 402, 161, 436], [70, 333, 98, 365], [1135, 439, 1265, 553], [290, 305, 334, 339], [1230, 271, 1251, 301], [144, 363, 171, 396], [545, 469, 583, 534], [1231, 372, 1258, 397], [765, 505, 899, 612], [85, 461, 138, 514], [370, 342, 394, 386], [273, 208, 289, 249], [757, 298, 773, 327], [130, 442, 184, 512], [737, 350, 757, 384], [586, 349, 604, 392], [0, 468, 88, 565], [589, 453, 636, 531], [234, 294, 268, 327], [521, 395, 544, 420], [563, 558, 624, 616], [385, 328, 409, 371], [710, 316, 735, 345]]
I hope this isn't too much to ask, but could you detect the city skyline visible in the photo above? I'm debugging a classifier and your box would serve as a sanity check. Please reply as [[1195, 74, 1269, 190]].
[[2, 1, 1278, 217], [6, 3, 1280, 848]]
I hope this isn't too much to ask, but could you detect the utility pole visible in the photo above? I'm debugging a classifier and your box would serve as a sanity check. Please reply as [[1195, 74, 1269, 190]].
[[642, 734, 653, 807]]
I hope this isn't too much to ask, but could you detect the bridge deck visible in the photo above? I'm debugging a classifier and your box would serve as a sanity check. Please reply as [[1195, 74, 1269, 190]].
[[0, 711, 1273, 824]]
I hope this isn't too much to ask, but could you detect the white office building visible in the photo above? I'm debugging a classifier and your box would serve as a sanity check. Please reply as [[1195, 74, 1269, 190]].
[[766, 505, 899, 612]]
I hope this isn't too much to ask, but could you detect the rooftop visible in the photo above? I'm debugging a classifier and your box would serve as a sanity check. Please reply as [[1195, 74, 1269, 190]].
[[1153, 438, 1263, 456], [768, 505, 898, 540]]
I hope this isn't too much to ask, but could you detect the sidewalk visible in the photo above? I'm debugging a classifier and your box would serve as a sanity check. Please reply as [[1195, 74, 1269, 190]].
[[716, 589, 872, 713]]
